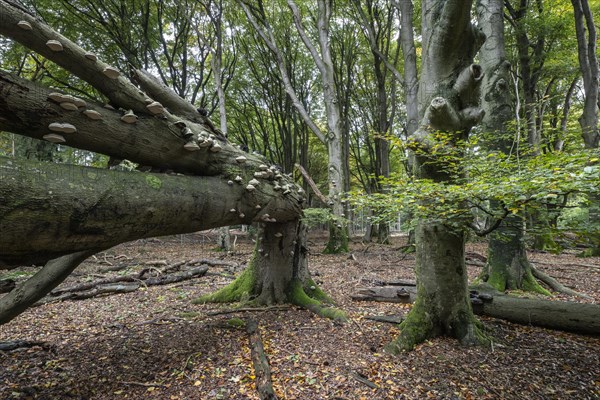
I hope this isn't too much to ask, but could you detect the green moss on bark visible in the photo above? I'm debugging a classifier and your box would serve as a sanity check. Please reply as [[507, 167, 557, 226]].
[[323, 223, 348, 254], [520, 270, 551, 295], [384, 297, 434, 353], [288, 280, 347, 322], [193, 259, 256, 304]]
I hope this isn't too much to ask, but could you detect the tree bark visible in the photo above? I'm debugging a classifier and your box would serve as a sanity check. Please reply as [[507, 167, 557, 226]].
[[0, 0, 336, 327], [241, 0, 348, 253], [472, 290, 600, 335], [571, 0, 600, 256], [195, 220, 346, 321], [0, 251, 94, 324], [476, 0, 549, 294], [0, 156, 300, 268], [353, 285, 600, 335], [387, 0, 488, 353]]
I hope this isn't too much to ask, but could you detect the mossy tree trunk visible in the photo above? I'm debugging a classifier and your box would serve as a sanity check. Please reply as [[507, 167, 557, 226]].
[[195, 220, 347, 322], [387, 0, 488, 352], [571, 0, 600, 256], [481, 214, 549, 294], [386, 224, 486, 352]]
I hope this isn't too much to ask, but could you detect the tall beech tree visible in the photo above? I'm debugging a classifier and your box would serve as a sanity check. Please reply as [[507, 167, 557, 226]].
[[239, 0, 349, 253], [476, 0, 549, 294], [571, 0, 599, 256], [385, 0, 489, 352], [0, 0, 343, 324]]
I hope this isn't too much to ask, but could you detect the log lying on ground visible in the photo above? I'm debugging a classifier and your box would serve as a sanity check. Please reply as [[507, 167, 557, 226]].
[[38, 266, 209, 304], [351, 286, 416, 303], [246, 319, 277, 400], [353, 285, 600, 335], [0, 340, 51, 352], [471, 289, 600, 335]]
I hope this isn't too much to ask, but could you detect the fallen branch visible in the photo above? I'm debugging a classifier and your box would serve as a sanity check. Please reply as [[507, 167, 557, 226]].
[[351, 286, 416, 303], [363, 314, 405, 324], [246, 319, 277, 400], [365, 279, 416, 287], [188, 258, 240, 268], [0, 340, 51, 352], [38, 266, 209, 304], [206, 305, 290, 316], [531, 265, 593, 299], [349, 371, 379, 389], [530, 260, 600, 270], [295, 163, 329, 205], [118, 381, 167, 388]]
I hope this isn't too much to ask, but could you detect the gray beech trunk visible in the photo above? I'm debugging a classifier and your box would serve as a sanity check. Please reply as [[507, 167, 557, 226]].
[[0, 156, 300, 268], [387, 0, 488, 352], [571, 0, 599, 256], [240, 0, 348, 253], [476, 0, 548, 293]]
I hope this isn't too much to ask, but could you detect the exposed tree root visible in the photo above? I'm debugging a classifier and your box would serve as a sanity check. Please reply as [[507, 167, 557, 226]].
[[384, 297, 489, 354], [195, 221, 347, 322]]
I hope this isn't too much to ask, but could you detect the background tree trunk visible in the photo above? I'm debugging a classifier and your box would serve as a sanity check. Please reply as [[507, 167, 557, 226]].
[[476, 0, 549, 294], [571, 0, 600, 256]]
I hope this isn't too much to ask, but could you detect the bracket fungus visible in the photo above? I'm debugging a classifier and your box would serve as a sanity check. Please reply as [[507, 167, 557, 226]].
[[59, 102, 78, 111], [120, 110, 138, 124], [42, 133, 66, 143], [183, 141, 200, 151], [48, 122, 76, 134], [17, 20, 32, 30], [83, 110, 102, 120], [146, 101, 164, 114], [46, 40, 63, 51], [102, 66, 120, 79]]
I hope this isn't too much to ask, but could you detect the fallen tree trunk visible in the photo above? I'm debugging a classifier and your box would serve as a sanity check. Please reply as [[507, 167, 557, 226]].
[[246, 319, 277, 400], [0, 156, 300, 268], [352, 286, 600, 335], [471, 290, 600, 335]]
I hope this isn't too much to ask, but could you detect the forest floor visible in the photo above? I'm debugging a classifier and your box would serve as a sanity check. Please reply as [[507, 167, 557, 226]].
[[1, 231, 599, 400]]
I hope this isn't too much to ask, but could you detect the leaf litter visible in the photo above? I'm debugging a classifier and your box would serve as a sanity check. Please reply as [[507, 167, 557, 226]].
[[0, 232, 598, 399]]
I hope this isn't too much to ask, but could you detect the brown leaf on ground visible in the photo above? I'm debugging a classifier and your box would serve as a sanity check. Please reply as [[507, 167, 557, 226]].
[[1, 232, 598, 399]]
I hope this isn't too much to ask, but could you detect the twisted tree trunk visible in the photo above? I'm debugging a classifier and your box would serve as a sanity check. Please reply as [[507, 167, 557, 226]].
[[386, 0, 488, 352]]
